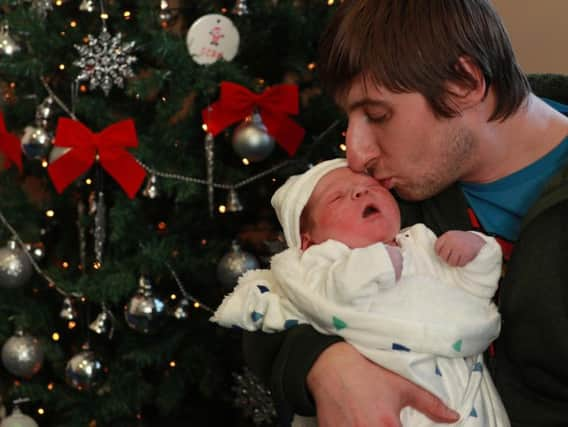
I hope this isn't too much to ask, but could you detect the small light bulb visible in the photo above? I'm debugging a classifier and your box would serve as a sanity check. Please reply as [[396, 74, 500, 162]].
[[242, 158, 250, 166], [52, 332, 60, 341], [46, 209, 55, 217], [218, 205, 227, 214], [193, 302, 200, 308]]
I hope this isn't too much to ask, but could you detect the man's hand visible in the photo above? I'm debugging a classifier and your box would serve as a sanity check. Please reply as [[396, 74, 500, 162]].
[[307, 342, 460, 427], [435, 231, 486, 267]]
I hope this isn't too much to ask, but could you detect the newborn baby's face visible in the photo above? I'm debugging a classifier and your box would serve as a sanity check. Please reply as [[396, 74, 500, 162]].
[[303, 167, 401, 249]]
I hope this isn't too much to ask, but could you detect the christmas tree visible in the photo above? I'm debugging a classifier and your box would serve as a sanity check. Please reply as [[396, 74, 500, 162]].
[[0, 0, 344, 426]]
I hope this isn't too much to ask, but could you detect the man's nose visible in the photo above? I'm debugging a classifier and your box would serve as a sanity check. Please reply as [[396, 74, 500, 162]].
[[345, 121, 379, 173]]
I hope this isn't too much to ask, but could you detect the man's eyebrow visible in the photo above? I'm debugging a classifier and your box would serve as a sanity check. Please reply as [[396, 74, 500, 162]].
[[346, 98, 389, 113]]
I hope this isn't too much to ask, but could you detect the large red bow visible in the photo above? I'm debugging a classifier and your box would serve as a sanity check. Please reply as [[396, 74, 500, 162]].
[[202, 82, 305, 156], [0, 111, 22, 173], [47, 118, 146, 199]]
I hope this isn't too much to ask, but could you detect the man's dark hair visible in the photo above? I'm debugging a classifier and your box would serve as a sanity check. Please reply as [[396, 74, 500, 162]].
[[319, 0, 531, 121]]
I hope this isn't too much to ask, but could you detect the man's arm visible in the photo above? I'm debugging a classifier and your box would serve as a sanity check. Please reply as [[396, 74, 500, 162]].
[[307, 343, 460, 427], [243, 328, 460, 425]]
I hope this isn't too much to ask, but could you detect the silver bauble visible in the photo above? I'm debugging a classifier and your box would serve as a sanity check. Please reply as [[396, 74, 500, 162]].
[[59, 297, 77, 321], [142, 174, 160, 199], [65, 350, 105, 391], [89, 310, 111, 335], [79, 0, 95, 12], [1, 329, 44, 378], [159, 0, 178, 26], [171, 298, 190, 320], [0, 23, 21, 56], [226, 188, 244, 212], [0, 407, 39, 427], [232, 111, 275, 162], [231, 0, 250, 16], [0, 240, 33, 289], [21, 125, 53, 159], [35, 96, 56, 128], [124, 276, 167, 334], [216, 241, 259, 289]]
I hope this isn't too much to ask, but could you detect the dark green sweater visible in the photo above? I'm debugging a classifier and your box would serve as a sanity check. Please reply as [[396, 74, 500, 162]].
[[243, 167, 568, 427]]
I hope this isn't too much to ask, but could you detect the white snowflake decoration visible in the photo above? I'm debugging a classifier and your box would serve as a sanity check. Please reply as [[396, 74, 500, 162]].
[[74, 26, 137, 96]]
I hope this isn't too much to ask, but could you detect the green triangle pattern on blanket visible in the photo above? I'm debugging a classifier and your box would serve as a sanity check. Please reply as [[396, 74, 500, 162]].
[[332, 316, 347, 330], [452, 339, 463, 352]]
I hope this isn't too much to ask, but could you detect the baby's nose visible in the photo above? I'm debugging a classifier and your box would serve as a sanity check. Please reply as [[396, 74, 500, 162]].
[[353, 187, 368, 198]]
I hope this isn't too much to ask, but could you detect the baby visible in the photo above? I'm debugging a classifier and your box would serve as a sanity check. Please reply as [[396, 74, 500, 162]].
[[212, 158, 510, 426]]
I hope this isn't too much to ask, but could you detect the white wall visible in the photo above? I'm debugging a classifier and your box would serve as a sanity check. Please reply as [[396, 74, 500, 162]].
[[492, 0, 568, 74]]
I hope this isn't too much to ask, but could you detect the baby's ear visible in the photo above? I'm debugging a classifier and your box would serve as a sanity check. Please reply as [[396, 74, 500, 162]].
[[300, 232, 313, 251]]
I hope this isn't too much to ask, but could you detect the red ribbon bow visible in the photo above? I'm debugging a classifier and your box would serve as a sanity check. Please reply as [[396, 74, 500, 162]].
[[0, 111, 22, 173], [202, 81, 305, 156], [47, 118, 146, 199]]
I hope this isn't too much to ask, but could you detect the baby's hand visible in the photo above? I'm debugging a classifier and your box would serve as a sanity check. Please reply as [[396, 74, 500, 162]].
[[434, 231, 486, 267]]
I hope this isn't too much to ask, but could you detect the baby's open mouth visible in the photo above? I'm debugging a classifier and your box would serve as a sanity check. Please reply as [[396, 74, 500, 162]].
[[362, 204, 380, 218]]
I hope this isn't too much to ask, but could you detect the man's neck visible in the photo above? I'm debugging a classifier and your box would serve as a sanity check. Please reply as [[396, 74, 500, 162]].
[[462, 94, 568, 184]]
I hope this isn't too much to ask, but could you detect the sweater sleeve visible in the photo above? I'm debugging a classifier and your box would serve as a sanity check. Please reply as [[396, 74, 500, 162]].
[[495, 200, 568, 425], [242, 325, 343, 416]]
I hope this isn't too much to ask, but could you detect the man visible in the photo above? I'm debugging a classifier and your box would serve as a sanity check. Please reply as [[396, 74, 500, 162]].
[[244, 1, 568, 426]]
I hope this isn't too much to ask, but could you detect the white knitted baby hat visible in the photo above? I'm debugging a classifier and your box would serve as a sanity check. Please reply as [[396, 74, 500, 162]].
[[271, 158, 347, 249]]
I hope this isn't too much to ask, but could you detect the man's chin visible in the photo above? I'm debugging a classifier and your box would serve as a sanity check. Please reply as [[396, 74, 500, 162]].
[[392, 186, 436, 202]]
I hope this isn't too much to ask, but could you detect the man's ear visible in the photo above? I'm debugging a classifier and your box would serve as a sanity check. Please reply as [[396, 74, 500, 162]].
[[445, 56, 488, 109], [300, 232, 314, 251]]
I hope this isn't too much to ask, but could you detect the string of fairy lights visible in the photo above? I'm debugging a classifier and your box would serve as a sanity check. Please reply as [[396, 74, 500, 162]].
[[0, 72, 343, 380], [0, 0, 344, 424]]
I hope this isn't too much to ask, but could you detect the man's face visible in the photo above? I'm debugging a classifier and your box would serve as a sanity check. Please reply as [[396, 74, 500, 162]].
[[302, 167, 401, 249], [342, 76, 475, 201]]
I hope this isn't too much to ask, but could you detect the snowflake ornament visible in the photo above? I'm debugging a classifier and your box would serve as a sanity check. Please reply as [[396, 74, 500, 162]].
[[74, 26, 137, 96]]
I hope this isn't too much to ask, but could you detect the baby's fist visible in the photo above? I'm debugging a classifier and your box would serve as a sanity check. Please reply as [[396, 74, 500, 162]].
[[435, 231, 486, 267]]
